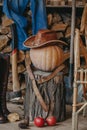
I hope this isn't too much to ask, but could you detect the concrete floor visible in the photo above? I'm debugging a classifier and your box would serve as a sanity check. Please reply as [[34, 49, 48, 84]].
[[0, 102, 87, 130]]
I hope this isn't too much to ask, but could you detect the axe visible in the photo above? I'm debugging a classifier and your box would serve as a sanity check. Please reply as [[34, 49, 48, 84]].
[[19, 51, 48, 129], [10, 23, 21, 98]]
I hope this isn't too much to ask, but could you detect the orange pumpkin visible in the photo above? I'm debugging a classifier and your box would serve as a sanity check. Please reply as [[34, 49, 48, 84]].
[[30, 45, 69, 72]]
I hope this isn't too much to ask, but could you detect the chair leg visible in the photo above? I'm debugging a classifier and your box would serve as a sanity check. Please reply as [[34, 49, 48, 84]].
[[72, 112, 78, 130], [72, 82, 78, 130], [82, 98, 87, 117]]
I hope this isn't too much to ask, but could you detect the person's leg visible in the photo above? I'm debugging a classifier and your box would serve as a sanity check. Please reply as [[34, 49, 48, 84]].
[[0, 53, 10, 123], [0, 54, 10, 117]]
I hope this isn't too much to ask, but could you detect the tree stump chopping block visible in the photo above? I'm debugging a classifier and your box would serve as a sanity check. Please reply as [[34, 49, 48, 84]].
[[24, 70, 66, 122]]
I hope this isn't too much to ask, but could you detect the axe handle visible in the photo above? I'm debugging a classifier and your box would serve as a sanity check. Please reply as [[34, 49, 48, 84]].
[[11, 23, 20, 92]]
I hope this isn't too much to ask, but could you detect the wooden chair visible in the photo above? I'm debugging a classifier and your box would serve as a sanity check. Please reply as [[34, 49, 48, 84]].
[[72, 28, 87, 130]]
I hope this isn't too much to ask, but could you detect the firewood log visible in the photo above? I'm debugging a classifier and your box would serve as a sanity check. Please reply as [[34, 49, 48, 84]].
[[80, 3, 87, 34]]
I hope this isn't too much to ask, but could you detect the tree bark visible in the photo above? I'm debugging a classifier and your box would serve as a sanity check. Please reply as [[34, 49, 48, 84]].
[[24, 71, 66, 122]]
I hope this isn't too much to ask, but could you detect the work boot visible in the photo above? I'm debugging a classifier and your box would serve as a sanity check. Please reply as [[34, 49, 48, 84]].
[[0, 53, 10, 118], [0, 90, 6, 123]]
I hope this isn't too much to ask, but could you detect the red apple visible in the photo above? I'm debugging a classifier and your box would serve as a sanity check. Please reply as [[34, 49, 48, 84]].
[[46, 116, 56, 126], [34, 117, 45, 127]]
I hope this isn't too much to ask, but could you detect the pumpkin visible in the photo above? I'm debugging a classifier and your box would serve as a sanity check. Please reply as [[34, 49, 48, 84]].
[[30, 45, 69, 72]]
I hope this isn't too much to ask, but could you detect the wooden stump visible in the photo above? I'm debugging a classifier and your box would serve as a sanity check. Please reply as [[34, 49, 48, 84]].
[[24, 70, 66, 122]]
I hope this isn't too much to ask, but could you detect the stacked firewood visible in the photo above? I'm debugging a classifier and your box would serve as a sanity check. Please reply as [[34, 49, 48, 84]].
[[0, 14, 26, 92], [46, 0, 86, 6], [0, 3, 84, 93], [47, 10, 81, 44]]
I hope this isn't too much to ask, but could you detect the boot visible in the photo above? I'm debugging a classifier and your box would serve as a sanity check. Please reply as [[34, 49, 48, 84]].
[[0, 88, 6, 123], [0, 53, 10, 118]]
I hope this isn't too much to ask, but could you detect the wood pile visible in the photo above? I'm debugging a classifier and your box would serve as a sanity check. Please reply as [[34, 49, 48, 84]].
[[47, 9, 82, 45], [0, 1, 86, 95], [46, 0, 86, 6], [0, 14, 26, 92]]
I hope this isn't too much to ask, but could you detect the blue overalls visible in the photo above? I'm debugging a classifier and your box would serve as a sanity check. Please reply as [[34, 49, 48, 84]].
[[3, 0, 47, 50]]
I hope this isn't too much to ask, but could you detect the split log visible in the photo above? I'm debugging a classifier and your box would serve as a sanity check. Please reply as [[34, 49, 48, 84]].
[[1, 45, 12, 53], [65, 26, 71, 38], [2, 15, 14, 27], [0, 35, 9, 50], [51, 23, 68, 32], [0, 26, 10, 35], [52, 13, 62, 24], [47, 14, 53, 26], [80, 3, 87, 34]]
